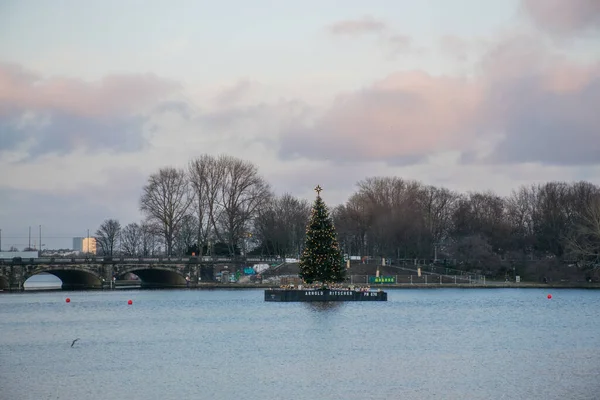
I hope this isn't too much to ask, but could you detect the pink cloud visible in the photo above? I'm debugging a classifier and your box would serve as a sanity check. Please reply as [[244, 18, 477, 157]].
[[279, 34, 600, 166], [521, 0, 600, 35], [324, 72, 481, 159], [0, 62, 180, 118], [0, 62, 181, 157]]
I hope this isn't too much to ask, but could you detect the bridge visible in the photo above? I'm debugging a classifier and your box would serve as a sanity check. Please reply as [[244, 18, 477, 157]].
[[0, 256, 283, 291]]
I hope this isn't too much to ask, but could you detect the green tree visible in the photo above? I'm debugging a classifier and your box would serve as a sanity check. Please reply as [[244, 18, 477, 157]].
[[299, 186, 346, 285]]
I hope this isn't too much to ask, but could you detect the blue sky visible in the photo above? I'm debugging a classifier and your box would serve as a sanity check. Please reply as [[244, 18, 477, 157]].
[[1, 0, 600, 249]]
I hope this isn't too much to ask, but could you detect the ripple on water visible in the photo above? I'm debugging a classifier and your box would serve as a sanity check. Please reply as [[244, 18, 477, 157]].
[[1, 288, 599, 400]]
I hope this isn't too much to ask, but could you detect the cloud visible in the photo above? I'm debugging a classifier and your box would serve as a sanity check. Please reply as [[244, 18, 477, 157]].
[[279, 71, 481, 164], [326, 17, 419, 57], [521, 0, 600, 36], [328, 16, 387, 35], [439, 35, 470, 62], [0, 62, 181, 158], [212, 79, 254, 107], [280, 33, 600, 167], [473, 34, 600, 166], [388, 34, 416, 56]]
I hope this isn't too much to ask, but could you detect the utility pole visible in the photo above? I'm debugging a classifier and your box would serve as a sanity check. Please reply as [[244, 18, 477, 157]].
[[39, 225, 42, 253], [28, 226, 31, 249]]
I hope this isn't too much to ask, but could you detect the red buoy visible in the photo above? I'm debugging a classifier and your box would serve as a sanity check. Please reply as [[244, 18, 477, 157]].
[[66, 298, 71, 303], [547, 294, 552, 299], [127, 299, 133, 305]]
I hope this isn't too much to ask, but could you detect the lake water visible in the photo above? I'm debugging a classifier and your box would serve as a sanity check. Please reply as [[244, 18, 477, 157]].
[[1, 288, 599, 400]]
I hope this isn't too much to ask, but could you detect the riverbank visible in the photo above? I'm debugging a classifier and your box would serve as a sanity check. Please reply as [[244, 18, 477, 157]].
[[196, 282, 600, 289], [6, 281, 599, 293]]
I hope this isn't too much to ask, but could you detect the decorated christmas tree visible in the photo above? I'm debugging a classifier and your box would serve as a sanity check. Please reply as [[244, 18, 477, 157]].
[[299, 185, 346, 285]]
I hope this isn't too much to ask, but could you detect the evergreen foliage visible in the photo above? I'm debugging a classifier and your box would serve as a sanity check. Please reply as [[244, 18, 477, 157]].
[[299, 187, 346, 285]]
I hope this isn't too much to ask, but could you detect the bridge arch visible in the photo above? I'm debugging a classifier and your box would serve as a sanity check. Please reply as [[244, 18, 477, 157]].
[[25, 266, 103, 290], [115, 265, 188, 288]]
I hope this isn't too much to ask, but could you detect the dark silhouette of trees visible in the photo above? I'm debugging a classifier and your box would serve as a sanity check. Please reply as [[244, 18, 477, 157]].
[[253, 193, 310, 257], [188, 154, 271, 258], [120, 222, 141, 256], [215, 155, 272, 257], [565, 194, 600, 269], [188, 155, 224, 257], [95, 152, 599, 282], [139, 167, 192, 256], [95, 219, 121, 256]]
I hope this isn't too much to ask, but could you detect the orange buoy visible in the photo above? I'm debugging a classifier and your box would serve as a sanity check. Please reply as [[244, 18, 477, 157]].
[[127, 299, 133, 305], [547, 294, 552, 299], [66, 298, 71, 303]]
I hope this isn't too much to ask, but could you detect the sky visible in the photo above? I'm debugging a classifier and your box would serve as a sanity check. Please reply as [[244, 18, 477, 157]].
[[1, 0, 600, 250]]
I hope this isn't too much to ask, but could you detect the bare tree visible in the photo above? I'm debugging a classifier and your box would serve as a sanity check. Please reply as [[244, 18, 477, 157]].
[[353, 177, 427, 258], [188, 155, 225, 257], [565, 195, 600, 268], [214, 155, 272, 256], [140, 222, 161, 256], [505, 185, 537, 253], [95, 219, 121, 257], [531, 182, 572, 256], [419, 186, 458, 245], [121, 223, 141, 256], [174, 214, 198, 256], [253, 193, 310, 257], [140, 167, 192, 256], [334, 193, 372, 257]]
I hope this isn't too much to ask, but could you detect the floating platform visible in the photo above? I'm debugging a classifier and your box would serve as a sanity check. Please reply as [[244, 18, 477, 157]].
[[264, 289, 387, 302]]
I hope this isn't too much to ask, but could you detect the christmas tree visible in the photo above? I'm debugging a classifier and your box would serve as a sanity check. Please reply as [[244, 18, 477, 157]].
[[299, 185, 346, 285]]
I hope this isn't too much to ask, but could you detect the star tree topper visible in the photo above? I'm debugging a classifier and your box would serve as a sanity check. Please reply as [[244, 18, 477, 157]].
[[314, 185, 323, 197]]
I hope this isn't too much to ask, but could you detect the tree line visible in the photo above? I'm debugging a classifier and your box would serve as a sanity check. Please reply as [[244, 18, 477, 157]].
[[333, 177, 600, 280], [92, 154, 600, 281], [94, 154, 309, 260]]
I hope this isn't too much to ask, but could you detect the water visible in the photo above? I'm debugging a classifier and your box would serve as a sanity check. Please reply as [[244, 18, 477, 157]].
[[1, 289, 599, 400], [22, 273, 62, 290]]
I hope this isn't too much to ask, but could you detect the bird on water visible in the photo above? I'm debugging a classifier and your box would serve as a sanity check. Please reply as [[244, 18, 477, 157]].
[[71, 338, 80, 347]]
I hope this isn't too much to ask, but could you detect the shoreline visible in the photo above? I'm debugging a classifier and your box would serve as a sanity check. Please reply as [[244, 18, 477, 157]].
[[4, 282, 600, 293], [196, 282, 600, 289]]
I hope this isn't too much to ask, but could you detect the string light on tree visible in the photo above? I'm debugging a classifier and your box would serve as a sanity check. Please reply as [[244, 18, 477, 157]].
[[299, 185, 346, 286]]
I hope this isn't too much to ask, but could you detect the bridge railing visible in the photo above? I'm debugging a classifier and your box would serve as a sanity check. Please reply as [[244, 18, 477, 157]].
[[10, 256, 285, 265]]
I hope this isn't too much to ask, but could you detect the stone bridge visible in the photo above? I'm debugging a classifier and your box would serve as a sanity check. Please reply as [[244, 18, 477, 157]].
[[0, 256, 282, 291]]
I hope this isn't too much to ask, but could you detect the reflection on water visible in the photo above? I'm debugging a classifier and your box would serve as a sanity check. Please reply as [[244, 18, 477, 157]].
[[1, 288, 599, 400], [304, 301, 345, 312]]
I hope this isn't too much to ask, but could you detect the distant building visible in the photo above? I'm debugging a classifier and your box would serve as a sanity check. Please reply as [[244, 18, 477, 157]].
[[83, 237, 97, 254], [72, 237, 84, 252]]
